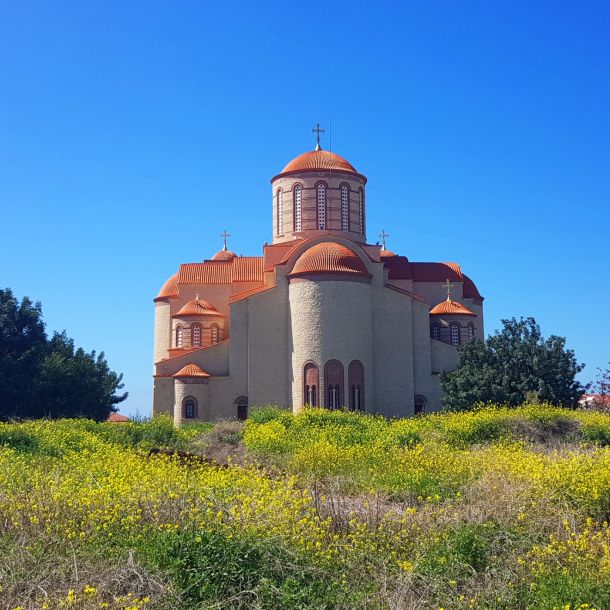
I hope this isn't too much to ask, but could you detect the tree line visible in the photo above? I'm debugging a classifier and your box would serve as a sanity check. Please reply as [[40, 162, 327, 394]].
[[0, 288, 127, 421]]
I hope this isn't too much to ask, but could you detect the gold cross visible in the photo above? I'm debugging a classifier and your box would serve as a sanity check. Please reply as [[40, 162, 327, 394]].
[[441, 278, 455, 301], [312, 122, 325, 150], [379, 229, 390, 250], [220, 229, 230, 250]]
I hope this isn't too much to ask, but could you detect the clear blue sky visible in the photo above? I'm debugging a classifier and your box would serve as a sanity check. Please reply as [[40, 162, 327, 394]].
[[1, 1, 609, 416]]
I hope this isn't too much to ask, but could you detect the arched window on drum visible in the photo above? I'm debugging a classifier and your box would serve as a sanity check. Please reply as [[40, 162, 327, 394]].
[[293, 184, 302, 232], [317, 183, 326, 230], [348, 360, 365, 411], [303, 362, 319, 406], [341, 184, 350, 231]]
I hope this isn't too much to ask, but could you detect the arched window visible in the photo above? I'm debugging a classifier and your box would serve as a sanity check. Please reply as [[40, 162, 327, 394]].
[[450, 323, 461, 346], [303, 362, 319, 406], [324, 360, 344, 409], [176, 325, 183, 348], [431, 324, 440, 341], [235, 396, 248, 421], [183, 397, 197, 419], [211, 324, 220, 345], [348, 360, 365, 411], [358, 188, 364, 235], [341, 185, 350, 231], [414, 395, 427, 416], [191, 324, 202, 348], [467, 323, 475, 341], [317, 183, 326, 230], [294, 185, 302, 232], [276, 189, 283, 236]]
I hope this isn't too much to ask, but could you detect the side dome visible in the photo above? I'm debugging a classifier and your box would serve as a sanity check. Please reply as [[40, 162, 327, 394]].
[[174, 298, 224, 317], [212, 248, 237, 261], [288, 242, 371, 279], [429, 299, 476, 317], [278, 150, 360, 177], [155, 272, 179, 301]]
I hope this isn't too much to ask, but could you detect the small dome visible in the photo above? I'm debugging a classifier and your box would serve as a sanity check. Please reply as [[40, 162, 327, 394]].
[[155, 272, 179, 301], [212, 248, 237, 261], [429, 299, 477, 317], [174, 298, 224, 317], [173, 364, 210, 378], [380, 249, 396, 257], [289, 242, 370, 278], [279, 150, 358, 176]]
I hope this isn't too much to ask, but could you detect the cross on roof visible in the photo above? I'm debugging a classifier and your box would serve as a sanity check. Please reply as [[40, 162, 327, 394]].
[[441, 278, 455, 301], [379, 229, 390, 250], [312, 122, 325, 151], [220, 229, 230, 251]]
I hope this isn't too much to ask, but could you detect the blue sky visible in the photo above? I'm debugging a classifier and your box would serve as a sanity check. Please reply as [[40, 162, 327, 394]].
[[1, 1, 609, 416]]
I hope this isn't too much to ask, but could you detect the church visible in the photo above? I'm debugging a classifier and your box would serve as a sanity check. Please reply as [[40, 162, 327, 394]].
[[152, 129, 484, 423]]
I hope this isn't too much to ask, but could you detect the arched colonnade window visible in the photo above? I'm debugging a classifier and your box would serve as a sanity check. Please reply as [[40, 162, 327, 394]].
[[303, 360, 365, 411]]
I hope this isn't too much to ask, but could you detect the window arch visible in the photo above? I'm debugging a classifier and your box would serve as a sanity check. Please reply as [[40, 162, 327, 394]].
[[234, 395, 248, 421], [414, 395, 427, 416], [358, 188, 364, 235], [324, 359, 344, 409], [293, 184, 302, 232], [183, 396, 197, 419], [317, 183, 326, 230], [450, 323, 461, 346], [211, 324, 220, 345], [430, 324, 440, 341], [341, 184, 350, 231], [276, 189, 283, 236], [467, 323, 475, 341], [191, 324, 202, 348], [176, 325, 183, 348], [348, 360, 365, 411], [303, 362, 319, 406]]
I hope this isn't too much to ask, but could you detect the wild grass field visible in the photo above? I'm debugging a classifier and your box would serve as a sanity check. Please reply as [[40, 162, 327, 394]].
[[2, 405, 610, 610]]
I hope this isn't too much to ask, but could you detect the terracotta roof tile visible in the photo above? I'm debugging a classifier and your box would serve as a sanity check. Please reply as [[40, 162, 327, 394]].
[[381, 255, 412, 279], [179, 257, 264, 284], [155, 272, 180, 301], [229, 283, 276, 303], [174, 299, 224, 317], [280, 150, 357, 175], [462, 274, 483, 300], [411, 262, 463, 282], [429, 299, 477, 316], [288, 242, 371, 278], [173, 364, 211, 378], [212, 248, 237, 261], [108, 413, 129, 422]]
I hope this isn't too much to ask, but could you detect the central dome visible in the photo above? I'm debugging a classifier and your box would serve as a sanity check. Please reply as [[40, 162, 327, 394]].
[[288, 242, 370, 278], [280, 150, 358, 175]]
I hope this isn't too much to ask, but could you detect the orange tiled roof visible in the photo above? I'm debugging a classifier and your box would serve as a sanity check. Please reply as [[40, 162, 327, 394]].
[[108, 413, 129, 422], [278, 150, 359, 176], [174, 299, 224, 317], [380, 249, 396, 257], [155, 272, 180, 301], [173, 363, 211, 378], [411, 262, 463, 282], [429, 299, 477, 317], [462, 274, 483, 300], [381, 254, 411, 279], [288, 242, 371, 278], [212, 248, 237, 261], [179, 257, 264, 284]]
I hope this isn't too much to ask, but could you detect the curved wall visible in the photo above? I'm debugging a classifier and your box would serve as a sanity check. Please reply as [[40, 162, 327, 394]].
[[289, 279, 374, 411]]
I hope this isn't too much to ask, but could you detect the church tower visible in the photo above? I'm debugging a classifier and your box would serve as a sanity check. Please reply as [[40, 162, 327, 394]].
[[269, 125, 367, 245]]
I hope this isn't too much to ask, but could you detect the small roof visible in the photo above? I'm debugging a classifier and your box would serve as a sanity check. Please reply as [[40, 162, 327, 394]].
[[288, 242, 371, 279], [212, 248, 237, 261], [281, 149, 357, 174], [155, 272, 180, 301], [108, 412, 129, 422], [430, 299, 477, 317], [173, 363, 211, 378], [174, 298, 224, 317]]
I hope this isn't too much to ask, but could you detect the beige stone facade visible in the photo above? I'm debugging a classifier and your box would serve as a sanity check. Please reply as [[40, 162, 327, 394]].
[[152, 145, 485, 422]]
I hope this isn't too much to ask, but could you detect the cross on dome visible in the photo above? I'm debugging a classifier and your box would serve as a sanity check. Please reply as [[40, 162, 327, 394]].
[[379, 229, 390, 250], [441, 278, 455, 301], [220, 229, 231, 251], [312, 122, 325, 151]]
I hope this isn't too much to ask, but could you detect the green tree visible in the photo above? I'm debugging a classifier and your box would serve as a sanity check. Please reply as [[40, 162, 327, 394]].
[[0, 288, 47, 417], [440, 317, 585, 411], [0, 288, 127, 421]]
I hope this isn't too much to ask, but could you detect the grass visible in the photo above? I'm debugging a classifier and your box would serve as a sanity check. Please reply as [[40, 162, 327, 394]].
[[1, 405, 610, 609]]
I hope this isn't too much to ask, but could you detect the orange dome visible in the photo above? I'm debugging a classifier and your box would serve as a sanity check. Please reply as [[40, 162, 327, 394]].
[[380, 249, 396, 257], [155, 272, 179, 301], [212, 248, 237, 261], [174, 299, 224, 317], [288, 242, 370, 279], [173, 364, 210, 378], [429, 299, 476, 317], [279, 150, 359, 176]]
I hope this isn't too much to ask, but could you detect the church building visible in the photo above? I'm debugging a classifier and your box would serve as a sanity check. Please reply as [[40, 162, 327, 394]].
[[152, 130, 484, 423]]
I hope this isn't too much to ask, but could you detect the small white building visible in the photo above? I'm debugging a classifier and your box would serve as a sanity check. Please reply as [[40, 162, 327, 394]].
[[152, 142, 484, 423]]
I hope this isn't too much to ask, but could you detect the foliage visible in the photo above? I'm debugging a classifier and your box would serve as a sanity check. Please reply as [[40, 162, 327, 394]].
[[0, 288, 127, 420], [440, 317, 586, 411], [3, 407, 610, 608]]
